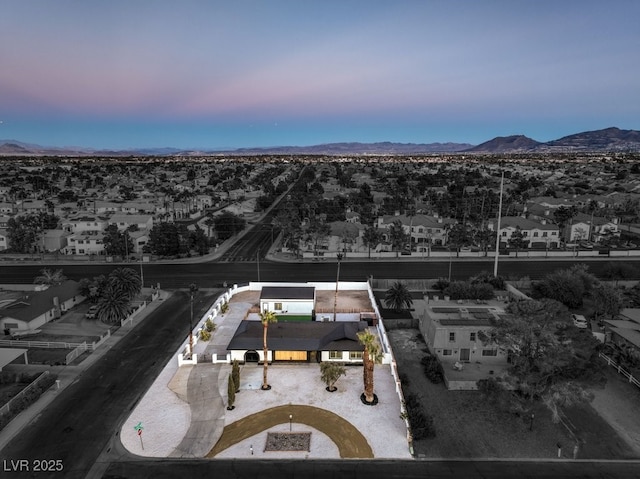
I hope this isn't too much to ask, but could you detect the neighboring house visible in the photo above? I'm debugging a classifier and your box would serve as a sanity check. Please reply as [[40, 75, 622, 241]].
[[63, 233, 105, 255], [62, 215, 109, 235], [227, 320, 368, 364], [418, 300, 509, 389], [377, 214, 454, 248], [569, 213, 620, 243], [0, 281, 83, 332], [0, 229, 7, 251], [419, 302, 508, 364], [259, 286, 316, 319], [18, 199, 47, 214], [0, 202, 15, 214], [108, 214, 154, 232], [129, 230, 149, 254], [328, 221, 365, 253], [603, 309, 640, 358], [487, 216, 560, 248], [41, 229, 70, 252]]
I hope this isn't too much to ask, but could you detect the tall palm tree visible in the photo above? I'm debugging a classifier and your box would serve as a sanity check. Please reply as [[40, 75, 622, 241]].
[[108, 267, 141, 300], [259, 310, 278, 390], [34, 268, 67, 286], [384, 281, 413, 312], [357, 330, 383, 405], [97, 284, 131, 324]]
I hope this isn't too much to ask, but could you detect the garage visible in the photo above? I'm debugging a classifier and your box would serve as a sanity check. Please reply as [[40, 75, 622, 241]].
[[274, 350, 308, 361]]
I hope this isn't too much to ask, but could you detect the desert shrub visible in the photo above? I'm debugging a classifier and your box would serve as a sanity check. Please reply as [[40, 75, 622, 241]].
[[432, 278, 450, 291], [443, 281, 494, 300], [205, 318, 216, 333], [220, 301, 229, 314], [470, 271, 506, 290], [404, 393, 436, 439], [420, 355, 443, 384], [199, 329, 211, 341]]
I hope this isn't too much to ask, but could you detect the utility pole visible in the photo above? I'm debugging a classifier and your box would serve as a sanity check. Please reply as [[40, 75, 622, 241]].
[[332, 253, 343, 321], [257, 249, 260, 282], [493, 171, 505, 277], [189, 283, 198, 356]]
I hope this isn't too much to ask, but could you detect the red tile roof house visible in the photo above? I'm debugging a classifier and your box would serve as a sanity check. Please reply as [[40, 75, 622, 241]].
[[0, 281, 84, 334]]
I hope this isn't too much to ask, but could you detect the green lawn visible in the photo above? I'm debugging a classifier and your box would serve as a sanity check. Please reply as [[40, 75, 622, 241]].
[[276, 314, 312, 322]]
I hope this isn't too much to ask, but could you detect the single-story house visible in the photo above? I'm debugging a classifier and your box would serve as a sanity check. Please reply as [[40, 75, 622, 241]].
[[259, 286, 316, 320], [0, 281, 84, 333], [227, 320, 368, 364], [604, 309, 640, 357]]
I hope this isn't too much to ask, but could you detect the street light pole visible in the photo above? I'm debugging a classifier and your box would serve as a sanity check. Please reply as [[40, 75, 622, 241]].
[[289, 414, 293, 432], [189, 283, 198, 356], [333, 253, 343, 321], [530, 413, 535, 431]]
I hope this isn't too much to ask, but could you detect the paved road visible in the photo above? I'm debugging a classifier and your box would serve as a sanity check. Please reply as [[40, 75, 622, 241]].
[[0, 289, 221, 479], [2, 259, 640, 288], [101, 457, 640, 478]]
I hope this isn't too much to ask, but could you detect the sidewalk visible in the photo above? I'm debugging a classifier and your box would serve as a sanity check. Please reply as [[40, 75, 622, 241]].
[[0, 289, 171, 453]]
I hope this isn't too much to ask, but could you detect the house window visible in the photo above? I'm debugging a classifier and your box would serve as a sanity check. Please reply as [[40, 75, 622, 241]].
[[349, 351, 363, 360], [533, 232, 539, 237], [443, 349, 452, 356], [482, 349, 498, 357], [274, 302, 283, 310], [470, 332, 476, 341], [329, 351, 342, 359], [501, 232, 507, 237], [449, 332, 455, 342], [542, 232, 548, 237]]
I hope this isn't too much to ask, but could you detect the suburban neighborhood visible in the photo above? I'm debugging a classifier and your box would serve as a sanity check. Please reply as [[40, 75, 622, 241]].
[[0, 153, 639, 478]]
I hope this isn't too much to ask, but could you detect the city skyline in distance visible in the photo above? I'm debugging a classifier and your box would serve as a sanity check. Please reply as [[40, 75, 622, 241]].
[[1, 1, 639, 150]]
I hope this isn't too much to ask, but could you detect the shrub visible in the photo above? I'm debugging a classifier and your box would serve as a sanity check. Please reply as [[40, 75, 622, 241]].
[[205, 318, 216, 333], [433, 278, 450, 291], [421, 355, 444, 384], [232, 359, 240, 393], [199, 329, 211, 341], [443, 281, 494, 300], [220, 301, 229, 315], [227, 374, 236, 410], [404, 393, 436, 440]]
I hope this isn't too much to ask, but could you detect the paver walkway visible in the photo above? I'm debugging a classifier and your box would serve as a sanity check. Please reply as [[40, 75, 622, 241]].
[[207, 404, 373, 458]]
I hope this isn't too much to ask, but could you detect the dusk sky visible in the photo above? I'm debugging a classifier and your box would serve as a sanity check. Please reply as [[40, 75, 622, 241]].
[[1, 1, 639, 150]]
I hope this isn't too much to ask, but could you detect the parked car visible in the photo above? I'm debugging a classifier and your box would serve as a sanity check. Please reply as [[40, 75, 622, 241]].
[[571, 314, 588, 329], [85, 305, 99, 319]]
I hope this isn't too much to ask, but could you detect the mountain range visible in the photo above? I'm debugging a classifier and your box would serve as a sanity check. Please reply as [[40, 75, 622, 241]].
[[1, 127, 639, 156]]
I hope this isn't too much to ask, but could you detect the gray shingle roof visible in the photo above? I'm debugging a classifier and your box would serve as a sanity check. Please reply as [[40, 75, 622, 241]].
[[227, 320, 367, 352]]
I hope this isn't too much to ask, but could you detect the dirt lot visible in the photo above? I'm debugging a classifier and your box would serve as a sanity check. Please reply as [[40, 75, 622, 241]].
[[230, 289, 374, 313], [386, 328, 638, 459]]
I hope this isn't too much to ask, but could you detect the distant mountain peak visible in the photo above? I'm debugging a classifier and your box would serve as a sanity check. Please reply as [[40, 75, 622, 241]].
[[2, 126, 640, 156], [466, 135, 541, 153]]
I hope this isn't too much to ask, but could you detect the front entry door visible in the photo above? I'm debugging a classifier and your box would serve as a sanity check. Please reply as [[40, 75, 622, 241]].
[[460, 348, 470, 362]]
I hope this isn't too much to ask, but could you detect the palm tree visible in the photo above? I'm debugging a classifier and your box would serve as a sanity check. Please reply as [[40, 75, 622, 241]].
[[362, 226, 381, 259], [384, 281, 413, 312], [357, 330, 383, 405], [96, 284, 131, 324], [34, 268, 67, 286], [108, 267, 141, 300], [259, 310, 278, 390]]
